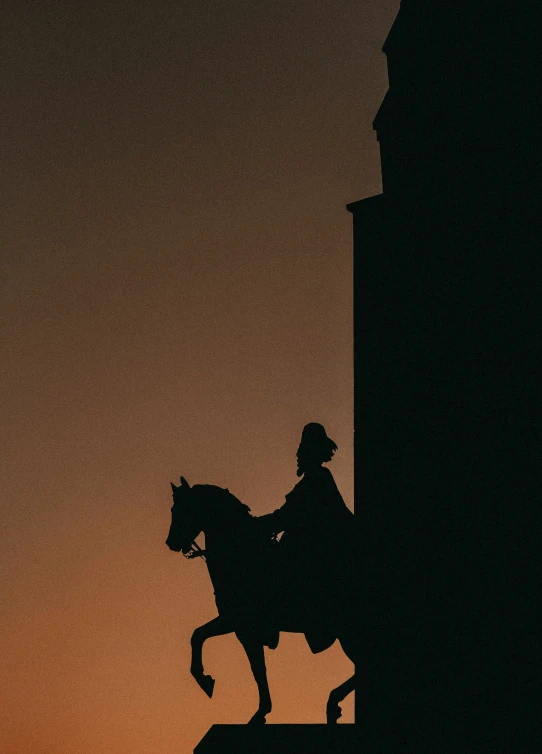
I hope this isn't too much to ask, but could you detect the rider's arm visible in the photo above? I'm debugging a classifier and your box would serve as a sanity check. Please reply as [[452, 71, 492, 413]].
[[256, 509, 285, 536], [255, 495, 295, 536]]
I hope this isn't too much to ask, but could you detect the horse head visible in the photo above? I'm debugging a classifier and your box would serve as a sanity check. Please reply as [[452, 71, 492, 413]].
[[165, 478, 251, 554], [165, 476, 203, 553]]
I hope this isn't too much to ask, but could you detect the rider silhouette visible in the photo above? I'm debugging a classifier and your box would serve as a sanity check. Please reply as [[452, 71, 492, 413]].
[[257, 423, 354, 653]]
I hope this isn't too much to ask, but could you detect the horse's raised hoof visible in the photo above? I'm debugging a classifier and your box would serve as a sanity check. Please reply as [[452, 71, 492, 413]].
[[247, 711, 267, 725], [326, 700, 342, 724], [196, 674, 215, 698]]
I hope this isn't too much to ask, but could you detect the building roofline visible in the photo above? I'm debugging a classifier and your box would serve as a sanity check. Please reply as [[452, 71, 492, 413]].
[[346, 194, 384, 214]]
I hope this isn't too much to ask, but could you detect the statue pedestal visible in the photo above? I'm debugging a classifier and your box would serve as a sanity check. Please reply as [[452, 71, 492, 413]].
[[194, 724, 358, 753]]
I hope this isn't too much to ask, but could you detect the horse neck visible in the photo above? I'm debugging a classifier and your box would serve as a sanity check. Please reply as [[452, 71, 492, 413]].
[[203, 508, 251, 556]]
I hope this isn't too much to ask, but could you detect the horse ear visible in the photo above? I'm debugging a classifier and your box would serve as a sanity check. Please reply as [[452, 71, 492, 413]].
[[171, 482, 178, 491], [180, 476, 191, 489]]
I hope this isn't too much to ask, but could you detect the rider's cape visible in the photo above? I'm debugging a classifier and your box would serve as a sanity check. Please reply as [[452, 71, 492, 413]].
[[257, 466, 355, 633]]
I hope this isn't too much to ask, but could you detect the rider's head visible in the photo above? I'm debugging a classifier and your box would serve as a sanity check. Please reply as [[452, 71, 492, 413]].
[[296, 423, 338, 476]]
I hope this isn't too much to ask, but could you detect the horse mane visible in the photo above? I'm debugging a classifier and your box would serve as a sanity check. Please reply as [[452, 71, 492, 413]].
[[192, 484, 251, 517]]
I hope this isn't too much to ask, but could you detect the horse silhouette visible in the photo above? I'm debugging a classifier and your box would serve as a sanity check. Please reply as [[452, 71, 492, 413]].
[[165, 476, 356, 724]]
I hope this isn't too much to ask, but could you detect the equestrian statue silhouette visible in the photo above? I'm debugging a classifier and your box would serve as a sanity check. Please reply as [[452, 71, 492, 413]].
[[165, 424, 356, 724]]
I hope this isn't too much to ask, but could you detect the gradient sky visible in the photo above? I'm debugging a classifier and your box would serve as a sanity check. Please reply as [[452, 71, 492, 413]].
[[1, 2, 399, 752]]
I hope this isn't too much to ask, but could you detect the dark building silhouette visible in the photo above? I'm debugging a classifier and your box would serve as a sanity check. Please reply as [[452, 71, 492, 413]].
[[349, 0, 540, 748]]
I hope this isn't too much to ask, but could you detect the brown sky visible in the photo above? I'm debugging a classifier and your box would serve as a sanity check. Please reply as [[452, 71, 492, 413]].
[[1, 1, 399, 751]]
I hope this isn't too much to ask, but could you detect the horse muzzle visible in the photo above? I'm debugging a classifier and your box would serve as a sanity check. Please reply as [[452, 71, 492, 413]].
[[165, 536, 182, 552]]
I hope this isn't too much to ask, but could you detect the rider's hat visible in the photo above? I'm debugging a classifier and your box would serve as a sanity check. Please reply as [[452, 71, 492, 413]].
[[298, 423, 338, 462]]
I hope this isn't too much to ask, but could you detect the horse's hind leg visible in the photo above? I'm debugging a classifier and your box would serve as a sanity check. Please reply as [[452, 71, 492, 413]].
[[327, 673, 355, 724], [326, 629, 356, 723], [235, 629, 271, 725], [191, 615, 233, 697]]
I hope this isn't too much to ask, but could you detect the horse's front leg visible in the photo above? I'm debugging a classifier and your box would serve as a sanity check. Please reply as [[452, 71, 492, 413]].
[[191, 615, 233, 697], [235, 629, 272, 725]]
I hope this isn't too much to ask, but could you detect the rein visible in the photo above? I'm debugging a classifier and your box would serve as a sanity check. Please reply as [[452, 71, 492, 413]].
[[184, 539, 206, 562]]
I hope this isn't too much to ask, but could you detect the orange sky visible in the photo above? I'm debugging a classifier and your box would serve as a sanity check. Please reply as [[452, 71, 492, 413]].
[[1, 2, 399, 751]]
